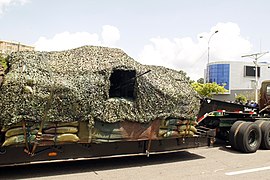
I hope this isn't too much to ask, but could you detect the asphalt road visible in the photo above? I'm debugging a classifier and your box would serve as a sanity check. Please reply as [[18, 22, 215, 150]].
[[1, 144, 270, 180]]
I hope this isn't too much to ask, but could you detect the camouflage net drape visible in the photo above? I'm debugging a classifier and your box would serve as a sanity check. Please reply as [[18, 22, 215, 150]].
[[0, 46, 200, 126]]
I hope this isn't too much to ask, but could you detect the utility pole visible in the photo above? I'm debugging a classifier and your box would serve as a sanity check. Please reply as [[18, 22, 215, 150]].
[[242, 51, 269, 102]]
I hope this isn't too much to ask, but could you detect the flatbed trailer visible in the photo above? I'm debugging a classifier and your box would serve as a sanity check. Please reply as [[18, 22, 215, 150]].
[[0, 126, 214, 167]]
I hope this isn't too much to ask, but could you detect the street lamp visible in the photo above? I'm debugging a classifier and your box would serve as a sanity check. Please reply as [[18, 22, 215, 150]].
[[200, 30, 219, 83]]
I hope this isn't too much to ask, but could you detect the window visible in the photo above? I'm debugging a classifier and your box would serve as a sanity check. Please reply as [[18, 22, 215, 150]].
[[208, 64, 230, 90], [244, 66, 260, 77], [267, 86, 270, 96], [109, 69, 136, 99]]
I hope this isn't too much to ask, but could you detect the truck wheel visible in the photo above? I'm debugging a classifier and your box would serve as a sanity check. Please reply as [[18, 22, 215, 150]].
[[255, 120, 265, 128], [259, 121, 270, 150], [237, 122, 261, 153], [229, 121, 245, 150]]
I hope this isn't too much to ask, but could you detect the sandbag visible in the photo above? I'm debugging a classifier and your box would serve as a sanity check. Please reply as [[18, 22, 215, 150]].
[[56, 133, 79, 142], [158, 129, 168, 137], [163, 119, 183, 126], [44, 127, 78, 134], [163, 130, 179, 138], [2, 121, 79, 132], [179, 131, 194, 137], [159, 125, 178, 130], [2, 134, 36, 147], [92, 130, 123, 140], [178, 125, 197, 133], [5, 127, 38, 138], [40, 134, 55, 141]]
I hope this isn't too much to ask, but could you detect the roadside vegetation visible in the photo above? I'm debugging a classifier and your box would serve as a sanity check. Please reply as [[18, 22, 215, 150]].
[[191, 82, 227, 98]]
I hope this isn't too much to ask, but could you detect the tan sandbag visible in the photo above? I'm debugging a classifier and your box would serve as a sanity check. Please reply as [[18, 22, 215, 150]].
[[1, 121, 35, 132], [181, 120, 198, 126], [44, 127, 78, 134], [2, 134, 36, 147], [163, 130, 178, 138], [178, 125, 197, 133], [44, 121, 79, 128], [40, 134, 55, 141], [1, 121, 79, 132], [158, 129, 167, 137], [92, 139, 123, 143], [5, 127, 38, 138], [56, 133, 79, 142], [179, 131, 194, 137]]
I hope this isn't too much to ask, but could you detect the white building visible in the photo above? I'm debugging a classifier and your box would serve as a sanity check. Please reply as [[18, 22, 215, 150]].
[[0, 40, 34, 55], [206, 61, 270, 101]]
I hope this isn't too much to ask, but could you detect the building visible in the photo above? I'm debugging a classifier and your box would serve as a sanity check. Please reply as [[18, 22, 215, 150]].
[[0, 40, 34, 55], [206, 61, 270, 101]]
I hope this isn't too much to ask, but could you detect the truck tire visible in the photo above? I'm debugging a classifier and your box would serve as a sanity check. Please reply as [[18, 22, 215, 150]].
[[237, 122, 261, 153], [229, 121, 245, 150], [259, 121, 270, 150], [255, 120, 265, 128]]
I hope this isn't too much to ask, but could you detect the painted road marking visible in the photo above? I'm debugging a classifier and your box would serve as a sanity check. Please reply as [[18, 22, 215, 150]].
[[225, 166, 270, 175]]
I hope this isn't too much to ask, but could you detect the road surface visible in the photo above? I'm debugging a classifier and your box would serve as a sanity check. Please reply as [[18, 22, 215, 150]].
[[1, 145, 270, 179]]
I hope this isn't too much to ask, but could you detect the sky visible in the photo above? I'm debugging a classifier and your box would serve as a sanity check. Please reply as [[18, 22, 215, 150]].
[[0, 0, 270, 80]]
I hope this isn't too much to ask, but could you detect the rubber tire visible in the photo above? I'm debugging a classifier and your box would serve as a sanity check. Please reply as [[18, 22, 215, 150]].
[[255, 120, 265, 128], [229, 121, 245, 150], [260, 121, 270, 149], [237, 122, 261, 153]]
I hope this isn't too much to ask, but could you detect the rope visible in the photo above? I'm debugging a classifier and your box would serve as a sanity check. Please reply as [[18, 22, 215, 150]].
[[31, 54, 55, 155], [22, 120, 30, 154]]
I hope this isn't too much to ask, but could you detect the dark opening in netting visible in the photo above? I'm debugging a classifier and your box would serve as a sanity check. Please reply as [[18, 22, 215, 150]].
[[109, 69, 136, 99]]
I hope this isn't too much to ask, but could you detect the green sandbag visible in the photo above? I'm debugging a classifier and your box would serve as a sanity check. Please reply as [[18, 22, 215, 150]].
[[56, 133, 79, 142], [159, 124, 178, 130], [5, 127, 38, 138], [92, 130, 123, 139], [94, 121, 121, 134], [44, 127, 78, 134], [2, 134, 36, 147], [164, 119, 183, 126]]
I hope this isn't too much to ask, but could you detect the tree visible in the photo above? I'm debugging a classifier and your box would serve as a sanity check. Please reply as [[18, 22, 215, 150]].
[[197, 78, 204, 84], [178, 70, 194, 83], [191, 82, 227, 98], [0, 54, 8, 71], [235, 94, 247, 104]]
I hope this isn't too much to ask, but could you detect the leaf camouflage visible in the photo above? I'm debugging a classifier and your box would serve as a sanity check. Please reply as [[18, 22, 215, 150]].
[[0, 46, 200, 127]]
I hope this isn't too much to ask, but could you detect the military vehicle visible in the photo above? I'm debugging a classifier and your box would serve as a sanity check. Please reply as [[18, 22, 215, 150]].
[[0, 46, 269, 167]]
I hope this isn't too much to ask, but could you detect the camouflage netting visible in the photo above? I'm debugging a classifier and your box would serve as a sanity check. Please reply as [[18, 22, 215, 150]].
[[0, 46, 200, 126]]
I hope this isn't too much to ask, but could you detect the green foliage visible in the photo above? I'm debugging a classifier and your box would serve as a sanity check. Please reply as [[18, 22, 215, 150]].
[[191, 82, 228, 98], [235, 94, 247, 104], [197, 78, 204, 84], [0, 54, 8, 71], [178, 70, 194, 83]]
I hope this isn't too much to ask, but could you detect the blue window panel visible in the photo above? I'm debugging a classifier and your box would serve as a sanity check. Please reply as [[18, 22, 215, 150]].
[[208, 64, 230, 90]]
